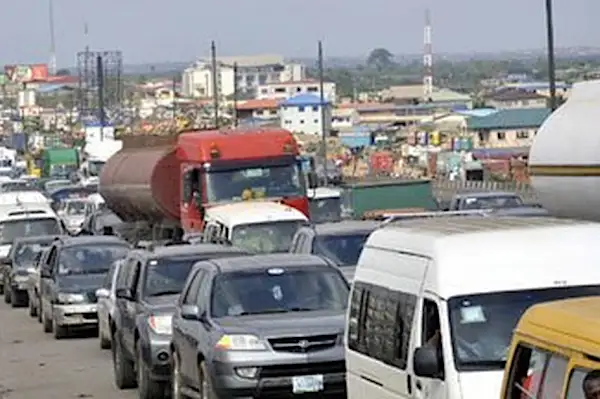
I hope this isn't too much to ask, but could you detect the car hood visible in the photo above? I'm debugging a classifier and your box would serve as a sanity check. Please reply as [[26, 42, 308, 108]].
[[144, 294, 179, 313], [56, 273, 106, 292], [215, 310, 345, 337]]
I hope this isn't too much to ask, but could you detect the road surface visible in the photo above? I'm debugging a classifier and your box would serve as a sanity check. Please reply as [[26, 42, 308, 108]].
[[0, 300, 136, 399]]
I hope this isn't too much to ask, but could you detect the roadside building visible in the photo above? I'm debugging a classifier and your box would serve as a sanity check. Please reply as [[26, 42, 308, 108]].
[[280, 94, 331, 136], [235, 99, 280, 121], [484, 88, 548, 109], [256, 80, 336, 103]]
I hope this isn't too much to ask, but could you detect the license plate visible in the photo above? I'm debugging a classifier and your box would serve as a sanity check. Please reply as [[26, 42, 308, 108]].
[[292, 375, 324, 394]]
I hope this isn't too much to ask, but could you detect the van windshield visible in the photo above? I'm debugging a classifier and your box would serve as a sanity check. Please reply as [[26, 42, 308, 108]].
[[448, 285, 600, 371]]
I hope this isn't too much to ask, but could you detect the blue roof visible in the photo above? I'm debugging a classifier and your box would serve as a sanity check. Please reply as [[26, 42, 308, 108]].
[[456, 108, 498, 117], [281, 94, 329, 107]]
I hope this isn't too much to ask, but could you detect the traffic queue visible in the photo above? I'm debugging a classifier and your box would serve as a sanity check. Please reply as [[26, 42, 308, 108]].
[[2, 171, 600, 399]]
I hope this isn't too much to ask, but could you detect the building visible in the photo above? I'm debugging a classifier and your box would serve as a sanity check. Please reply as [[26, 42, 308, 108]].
[[256, 80, 336, 103], [280, 94, 331, 136], [181, 54, 306, 99], [331, 107, 359, 131], [235, 99, 280, 121], [484, 88, 548, 109], [466, 108, 552, 148]]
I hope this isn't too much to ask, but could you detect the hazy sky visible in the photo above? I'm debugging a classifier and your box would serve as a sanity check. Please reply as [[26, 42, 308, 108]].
[[1, 0, 598, 66]]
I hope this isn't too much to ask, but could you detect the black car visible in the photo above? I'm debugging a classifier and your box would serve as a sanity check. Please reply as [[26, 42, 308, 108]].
[[3, 235, 61, 307], [39, 235, 130, 339], [289, 220, 378, 281], [111, 243, 251, 399]]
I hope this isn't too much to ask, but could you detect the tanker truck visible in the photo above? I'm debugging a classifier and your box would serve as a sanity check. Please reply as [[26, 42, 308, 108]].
[[529, 80, 600, 221], [99, 128, 312, 239]]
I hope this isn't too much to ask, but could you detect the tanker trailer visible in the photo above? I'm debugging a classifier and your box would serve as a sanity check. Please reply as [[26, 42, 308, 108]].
[[529, 80, 600, 221], [99, 135, 181, 239]]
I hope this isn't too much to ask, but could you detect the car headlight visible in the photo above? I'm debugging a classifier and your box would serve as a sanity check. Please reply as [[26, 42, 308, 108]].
[[215, 334, 267, 351], [57, 292, 86, 304], [148, 314, 172, 335]]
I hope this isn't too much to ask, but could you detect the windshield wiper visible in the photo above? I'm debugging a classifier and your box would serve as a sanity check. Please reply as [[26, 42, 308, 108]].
[[238, 308, 289, 316], [149, 290, 181, 297]]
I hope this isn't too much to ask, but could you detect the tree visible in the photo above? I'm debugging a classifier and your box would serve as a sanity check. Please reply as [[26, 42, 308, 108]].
[[367, 48, 394, 71]]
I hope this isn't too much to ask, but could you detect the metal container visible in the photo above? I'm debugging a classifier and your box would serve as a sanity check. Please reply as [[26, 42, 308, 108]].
[[99, 146, 180, 223]]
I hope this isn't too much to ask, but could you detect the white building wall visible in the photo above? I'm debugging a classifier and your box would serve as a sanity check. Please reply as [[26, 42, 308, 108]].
[[280, 104, 332, 136], [181, 64, 235, 98], [257, 81, 336, 103]]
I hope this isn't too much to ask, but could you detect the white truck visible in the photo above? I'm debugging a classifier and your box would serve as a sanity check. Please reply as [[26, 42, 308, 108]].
[[79, 140, 123, 185]]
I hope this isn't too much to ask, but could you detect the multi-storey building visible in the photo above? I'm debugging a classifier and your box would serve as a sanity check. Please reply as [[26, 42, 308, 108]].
[[256, 80, 336, 103]]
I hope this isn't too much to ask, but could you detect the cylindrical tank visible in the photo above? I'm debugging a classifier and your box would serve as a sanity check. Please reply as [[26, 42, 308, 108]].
[[99, 146, 180, 223], [529, 80, 600, 221]]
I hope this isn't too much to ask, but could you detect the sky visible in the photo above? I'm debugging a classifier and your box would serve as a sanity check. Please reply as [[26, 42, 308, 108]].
[[0, 0, 598, 66]]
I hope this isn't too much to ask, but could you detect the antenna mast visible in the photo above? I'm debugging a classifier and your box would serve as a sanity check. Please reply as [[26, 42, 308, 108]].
[[49, 0, 57, 75], [423, 8, 433, 100]]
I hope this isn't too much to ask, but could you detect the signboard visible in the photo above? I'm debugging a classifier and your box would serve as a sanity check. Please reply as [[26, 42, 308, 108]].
[[4, 64, 49, 83]]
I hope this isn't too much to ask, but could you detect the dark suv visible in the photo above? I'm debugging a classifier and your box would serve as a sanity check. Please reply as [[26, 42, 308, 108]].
[[39, 235, 130, 339], [171, 254, 350, 398], [111, 243, 250, 399]]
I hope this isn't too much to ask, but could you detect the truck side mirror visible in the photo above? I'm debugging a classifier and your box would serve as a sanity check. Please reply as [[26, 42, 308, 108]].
[[307, 171, 319, 189]]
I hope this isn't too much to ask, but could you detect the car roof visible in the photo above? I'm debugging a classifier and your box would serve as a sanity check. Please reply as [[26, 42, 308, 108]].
[[13, 235, 64, 244], [204, 253, 331, 273], [132, 243, 251, 259], [311, 220, 379, 235], [205, 202, 308, 226], [0, 191, 50, 206], [59, 235, 129, 248]]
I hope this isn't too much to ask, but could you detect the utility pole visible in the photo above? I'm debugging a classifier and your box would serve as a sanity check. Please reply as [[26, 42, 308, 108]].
[[233, 62, 239, 128], [48, 0, 57, 75], [318, 41, 328, 180], [172, 75, 177, 125], [211, 41, 219, 128], [97, 55, 105, 140], [545, 0, 557, 110]]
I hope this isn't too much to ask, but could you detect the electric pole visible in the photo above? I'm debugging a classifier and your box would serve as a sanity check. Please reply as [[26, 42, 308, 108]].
[[545, 0, 557, 110], [318, 41, 328, 179], [211, 41, 219, 128], [233, 62, 239, 128]]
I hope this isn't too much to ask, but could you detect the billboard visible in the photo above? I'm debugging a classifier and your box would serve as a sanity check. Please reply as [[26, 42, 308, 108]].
[[4, 64, 48, 83]]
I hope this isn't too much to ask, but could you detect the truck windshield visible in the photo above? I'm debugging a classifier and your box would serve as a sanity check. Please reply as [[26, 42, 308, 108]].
[[0, 218, 62, 245], [87, 161, 105, 177], [231, 220, 304, 254], [50, 164, 77, 179], [205, 163, 303, 203], [448, 285, 600, 372], [309, 197, 342, 223]]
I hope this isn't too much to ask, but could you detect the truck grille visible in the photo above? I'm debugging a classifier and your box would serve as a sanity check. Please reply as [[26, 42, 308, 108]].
[[260, 361, 345, 378], [268, 334, 338, 353]]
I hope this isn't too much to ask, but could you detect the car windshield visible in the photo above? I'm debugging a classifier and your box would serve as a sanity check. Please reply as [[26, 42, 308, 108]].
[[315, 233, 371, 266], [57, 244, 129, 275], [211, 267, 349, 318], [231, 220, 304, 254], [205, 163, 303, 203], [13, 242, 52, 268], [0, 218, 61, 245], [448, 285, 600, 371], [309, 197, 342, 223], [144, 257, 198, 297], [461, 195, 523, 210], [65, 201, 87, 215]]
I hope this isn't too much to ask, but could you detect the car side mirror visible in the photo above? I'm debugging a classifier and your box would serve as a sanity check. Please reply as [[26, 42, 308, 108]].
[[307, 171, 319, 189], [115, 288, 134, 300], [96, 288, 110, 299], [180, 304, 202, 321], [413, 346, 443, 379]]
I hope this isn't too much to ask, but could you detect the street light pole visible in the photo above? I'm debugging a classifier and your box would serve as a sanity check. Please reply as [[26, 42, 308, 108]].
[[545, 0, 557, 110]]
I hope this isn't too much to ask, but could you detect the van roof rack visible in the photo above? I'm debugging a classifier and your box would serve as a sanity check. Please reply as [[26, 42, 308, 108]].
[[380, 209, 489, 226]]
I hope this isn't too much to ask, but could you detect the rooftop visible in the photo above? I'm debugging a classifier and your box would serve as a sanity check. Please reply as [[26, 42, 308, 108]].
[[466, 108, 551, 130], [261, 79, 325, 87], [281, 93, 330, 107], [236, 99, 280, 110], [485, 88, 546, 101]]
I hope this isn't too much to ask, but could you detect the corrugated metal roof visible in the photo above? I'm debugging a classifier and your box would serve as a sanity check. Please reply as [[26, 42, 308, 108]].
[[466, 108, 551, 130], [281, 94, 329, 107]]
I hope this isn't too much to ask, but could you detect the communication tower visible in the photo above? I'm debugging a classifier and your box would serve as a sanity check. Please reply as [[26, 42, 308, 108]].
[[423, 8, 433, 100]]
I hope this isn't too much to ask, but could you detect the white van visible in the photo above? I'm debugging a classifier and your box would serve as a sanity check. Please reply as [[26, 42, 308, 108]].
[[346, 216, 600, 399], [202, 201, 308, 253]]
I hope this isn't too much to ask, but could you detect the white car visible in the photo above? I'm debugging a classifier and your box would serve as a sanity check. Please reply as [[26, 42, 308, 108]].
[[96, 258, 124, 350]]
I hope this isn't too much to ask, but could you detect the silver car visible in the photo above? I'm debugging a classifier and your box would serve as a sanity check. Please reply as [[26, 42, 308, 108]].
[[96, 259, 124, 349], [27, 247, 52, 321], [57, 198, 89, 234]]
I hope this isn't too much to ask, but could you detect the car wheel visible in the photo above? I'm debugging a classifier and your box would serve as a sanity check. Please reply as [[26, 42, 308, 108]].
[[36, 296, 42, 323], [4, 282, 11, 304], [199, 361, 217, 399], [171, 351, 187, 399], [28, 294, 37, 317], [0, 283, 4, 295], [42, 305, 53, 333], [10, 287, 20, 308], [112, 332, 137, 389], [99, 321, 111, 350], [136, 342, 165, 399]]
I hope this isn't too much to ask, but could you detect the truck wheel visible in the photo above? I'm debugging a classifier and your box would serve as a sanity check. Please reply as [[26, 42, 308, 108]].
[[112, 332, 137, 389], [137, 342, 165, 399]]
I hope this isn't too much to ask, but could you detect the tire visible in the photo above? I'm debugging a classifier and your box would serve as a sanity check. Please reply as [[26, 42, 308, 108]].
[[0, 283, 4, 295], [199, 361, 217, 399], [99, 321, 111, 350], [28, 294, 37, 317], [171, 351, 187, 399], [10, 287, 19, 308], [136, 342, 165, 399], [112, 332, 137, 390], [4, 282, 11, 304], [36, 296, 42, 323], [42, 305, 53, 333]]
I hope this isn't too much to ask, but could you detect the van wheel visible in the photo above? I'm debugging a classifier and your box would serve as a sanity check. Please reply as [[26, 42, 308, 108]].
[[137, 342, 165, 399], [112, 332, 137, 389]]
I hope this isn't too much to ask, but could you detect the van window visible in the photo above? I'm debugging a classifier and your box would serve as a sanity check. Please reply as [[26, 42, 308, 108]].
[[348, 282, 416, 370], [505, 344, 568, 399], [567, 368, 600, 399]]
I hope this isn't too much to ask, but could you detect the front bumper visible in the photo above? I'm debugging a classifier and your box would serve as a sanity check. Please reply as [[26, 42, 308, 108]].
[[209, 350, 346, 398], [53, 303, 98, 327], [140, 335, 172, 381]]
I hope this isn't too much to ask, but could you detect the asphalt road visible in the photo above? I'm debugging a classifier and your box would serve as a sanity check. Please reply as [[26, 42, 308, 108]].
[[0, 300, 137, 399]]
